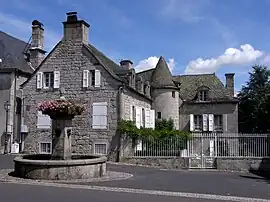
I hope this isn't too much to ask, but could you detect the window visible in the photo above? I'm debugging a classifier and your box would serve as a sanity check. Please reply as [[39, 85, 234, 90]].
[[43, 72, 54, 88], [132, 106, 136, 121], [142, 108, 145, 127], [157, 112, 161, 119], [94, 143, 107, 155], [172, 91, 175, 98], [90, 70, 95, 86], [37, 111, 51, 129], [194, 115, 203, 130], [198, 90, 208, 101], [92, 102, 108, 129], [214, 115, 223, 131], [39, 142, 52, 154]]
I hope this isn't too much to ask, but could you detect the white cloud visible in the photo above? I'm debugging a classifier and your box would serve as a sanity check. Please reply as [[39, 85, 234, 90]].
[[134, 56, 176, 73], [185, 44, 264, 74], [0, 12, 60, 51]]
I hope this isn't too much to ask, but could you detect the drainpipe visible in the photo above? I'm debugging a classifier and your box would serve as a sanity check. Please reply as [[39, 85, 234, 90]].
[[116, 85, 124, 162]]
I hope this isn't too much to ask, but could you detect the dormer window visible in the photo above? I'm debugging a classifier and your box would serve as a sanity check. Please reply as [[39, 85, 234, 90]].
[[198, 90, 208, 101]]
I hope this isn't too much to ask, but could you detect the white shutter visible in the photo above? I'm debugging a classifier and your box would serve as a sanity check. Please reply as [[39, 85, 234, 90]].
[[95, 70, 101, 87], [145, 109, 150, 128], [36, 72, 43, 89], [92, 102, 107, 129], [83, 70, 89, 87], [130, 105, 133, 121], [203, 114, 208, 131], [149, 110, 155, 129], [135, 106, 141, 128], [53, 71, 60, 89], [37, 111, 51, 129], [208, 114, 214, 131], [190, 114, 194, 131]]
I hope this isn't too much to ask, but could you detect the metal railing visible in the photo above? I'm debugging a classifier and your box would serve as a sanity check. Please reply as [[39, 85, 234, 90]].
[[130, 133, 270, 158]]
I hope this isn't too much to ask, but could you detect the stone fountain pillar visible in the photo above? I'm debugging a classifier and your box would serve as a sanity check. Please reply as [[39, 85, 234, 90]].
[[51, 116, 74, 160]]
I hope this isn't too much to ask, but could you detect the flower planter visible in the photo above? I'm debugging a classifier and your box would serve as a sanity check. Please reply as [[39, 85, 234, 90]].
[[38, 99, 85, 160]]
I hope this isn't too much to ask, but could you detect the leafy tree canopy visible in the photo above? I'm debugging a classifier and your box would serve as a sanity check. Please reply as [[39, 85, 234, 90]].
[[237, 65, 270, 133]]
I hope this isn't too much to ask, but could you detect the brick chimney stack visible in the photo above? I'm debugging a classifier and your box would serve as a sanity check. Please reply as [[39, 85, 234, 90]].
[[29, 20, 46, 68], [62, 12, 90, 44], [225, 73, 235, 97]]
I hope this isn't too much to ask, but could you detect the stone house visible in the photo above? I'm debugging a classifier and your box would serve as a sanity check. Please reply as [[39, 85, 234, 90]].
[[20, 12, 238, 159], [0, 31, 34, 154]]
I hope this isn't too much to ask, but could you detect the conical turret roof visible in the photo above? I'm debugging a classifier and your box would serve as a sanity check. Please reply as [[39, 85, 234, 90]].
[[151, 56, 176, 88]]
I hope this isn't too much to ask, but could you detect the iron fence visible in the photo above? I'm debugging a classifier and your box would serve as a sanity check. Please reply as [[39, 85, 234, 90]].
[[130, 133, 270, 158]]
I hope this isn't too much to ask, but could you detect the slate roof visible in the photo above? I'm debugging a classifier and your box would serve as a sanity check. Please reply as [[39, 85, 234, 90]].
[[151, 57, 177, 88], [0, 31, 33, 74], [173, 73, 236, 101]]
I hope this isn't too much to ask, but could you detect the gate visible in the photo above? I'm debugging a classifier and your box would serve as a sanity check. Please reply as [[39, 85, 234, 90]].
[[188, 133, 217, 169]]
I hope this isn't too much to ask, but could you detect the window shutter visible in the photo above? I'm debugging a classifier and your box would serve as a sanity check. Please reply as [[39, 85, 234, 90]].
[[92, 102, 107, 129], [135, 106, 141, 128], [36, 72, 43, 89], [145, 109, 150, 128], [37, 111, 51, 129], [208, 114, 214, 131], [53, 71, 60, 89], [95, 70, 101, 87], [83, 70, 89, 87], [149, 110, 155, 129], [130, 105, 133, 121], [203, 114, 208, 131], [190, 114, 194, 131]]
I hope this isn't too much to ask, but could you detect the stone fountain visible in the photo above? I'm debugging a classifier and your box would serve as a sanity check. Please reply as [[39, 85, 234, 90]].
[[13, 98, 107, 180]]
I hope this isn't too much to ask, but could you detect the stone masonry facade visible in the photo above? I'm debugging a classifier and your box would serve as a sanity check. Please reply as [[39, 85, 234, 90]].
[[20, 12, 239, 159]]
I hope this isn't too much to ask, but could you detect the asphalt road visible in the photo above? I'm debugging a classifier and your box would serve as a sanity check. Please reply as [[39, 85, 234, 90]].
[[0, 155, 270, 202], [0, 183, 224, 202]]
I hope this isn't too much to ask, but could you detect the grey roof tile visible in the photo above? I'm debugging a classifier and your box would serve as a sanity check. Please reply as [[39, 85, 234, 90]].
[[0, 31, 33, 74], [150, 56, 176, 88], [173, 73, 234, 101]]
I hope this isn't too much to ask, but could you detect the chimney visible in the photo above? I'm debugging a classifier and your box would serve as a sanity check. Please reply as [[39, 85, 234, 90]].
[[225, 73, 235, 97], [120, 60, 133, 69], [62, 12, 90, 44], [136, 76, 144, 94], [29, 20, 46, 68]]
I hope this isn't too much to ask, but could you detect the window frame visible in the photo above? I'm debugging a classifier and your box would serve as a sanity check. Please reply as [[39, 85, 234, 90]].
[[198, 90, 208, 101], [172, 91, 175, 98], [39, 142, 52, 154], [43, 72, 54, 89], [194, 115, 203, 131], [93, 140, 108, 155], [157, 112, 161, 119], [214, 115, 223, 131], [92, 102, 108, 129]]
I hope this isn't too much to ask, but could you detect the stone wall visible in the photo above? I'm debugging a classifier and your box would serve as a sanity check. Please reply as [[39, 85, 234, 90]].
[[179, 102, 238, 133], [22, 40, 122, 156], [122, 90, 151, 121], [216, 157, 270, 172], [121, 156, 270, 173], [121, 157, 189, 169], [152, 88, 179, 129]]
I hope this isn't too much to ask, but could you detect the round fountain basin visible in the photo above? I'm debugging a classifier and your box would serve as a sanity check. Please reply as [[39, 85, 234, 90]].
[[14, 154, 107, 180]]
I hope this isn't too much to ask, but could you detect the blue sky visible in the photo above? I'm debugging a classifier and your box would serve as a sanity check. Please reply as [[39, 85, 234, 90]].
[[1, 0, 270, 94]]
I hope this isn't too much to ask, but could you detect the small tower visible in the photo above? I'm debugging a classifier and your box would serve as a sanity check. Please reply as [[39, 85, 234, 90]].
[[151, 56, 180, 129]]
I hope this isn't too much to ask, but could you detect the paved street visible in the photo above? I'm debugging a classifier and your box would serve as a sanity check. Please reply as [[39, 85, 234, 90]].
[[0, 155, 270, 202]]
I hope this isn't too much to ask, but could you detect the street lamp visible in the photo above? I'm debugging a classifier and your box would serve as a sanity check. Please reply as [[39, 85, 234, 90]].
[[4, 101, 11, 154]]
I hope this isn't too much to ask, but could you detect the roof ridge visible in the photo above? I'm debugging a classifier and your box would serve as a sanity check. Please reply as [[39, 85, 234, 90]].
[[173, 73, 215, 77], [0, 31, 29, 45], [136, 68, 155, 74]]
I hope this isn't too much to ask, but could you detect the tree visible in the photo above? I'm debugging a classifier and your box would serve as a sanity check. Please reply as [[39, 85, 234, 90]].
[[238, 65, 270, 133]]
